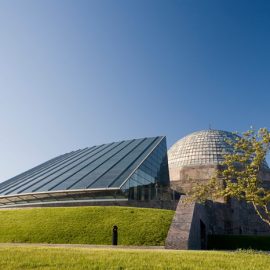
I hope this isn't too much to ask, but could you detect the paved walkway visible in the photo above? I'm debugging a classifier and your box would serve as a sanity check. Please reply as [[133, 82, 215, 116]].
[[0, 242, 165, 250]]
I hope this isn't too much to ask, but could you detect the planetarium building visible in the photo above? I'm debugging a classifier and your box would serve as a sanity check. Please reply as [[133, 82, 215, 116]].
[[168, 129, 241, 193], [1, 129, 270, 249]]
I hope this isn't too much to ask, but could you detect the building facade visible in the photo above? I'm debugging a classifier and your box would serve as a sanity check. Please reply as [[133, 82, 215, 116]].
[[0, 136, 171, 207], [165, 130, 270, 249], [1, 129, 270, 249]]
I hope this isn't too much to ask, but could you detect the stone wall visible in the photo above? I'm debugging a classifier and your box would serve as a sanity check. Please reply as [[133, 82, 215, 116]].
[[170, 164, 270, 230], [206, 199, 270, 235], [260, 168, 270, 189], [165, 196, 270, 250], [169, 165, 220, 194], [165, 196, 209, 250], [170, 165, 270, 194], [1, 199, 178, 210], [188, 202, 209, 249], [165, 196, 195, 249]]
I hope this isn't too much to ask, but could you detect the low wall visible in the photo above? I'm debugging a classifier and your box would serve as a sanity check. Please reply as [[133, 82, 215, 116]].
[[1, 199, 178, 211]]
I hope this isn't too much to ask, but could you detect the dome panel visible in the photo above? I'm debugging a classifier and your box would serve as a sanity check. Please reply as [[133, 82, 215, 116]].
[[168, 130, 239, 168]]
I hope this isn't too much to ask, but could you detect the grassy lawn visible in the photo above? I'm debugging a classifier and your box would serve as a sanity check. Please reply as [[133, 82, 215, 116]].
[[0, 246, 269, 270], [0, 206, 174, 245]]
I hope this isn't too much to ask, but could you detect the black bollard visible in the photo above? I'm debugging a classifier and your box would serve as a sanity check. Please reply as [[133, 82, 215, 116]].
[[112, 225, 118, 245]]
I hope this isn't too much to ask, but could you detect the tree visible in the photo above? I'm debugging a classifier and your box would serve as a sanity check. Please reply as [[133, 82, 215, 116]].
[[188, 128, 270, 226]]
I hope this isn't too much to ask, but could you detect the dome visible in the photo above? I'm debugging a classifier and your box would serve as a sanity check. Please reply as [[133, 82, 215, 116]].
[[168, 129, 239, 168]]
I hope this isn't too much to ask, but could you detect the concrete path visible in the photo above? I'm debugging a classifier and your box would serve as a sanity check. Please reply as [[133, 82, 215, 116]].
[[0, 243, 165, 250]]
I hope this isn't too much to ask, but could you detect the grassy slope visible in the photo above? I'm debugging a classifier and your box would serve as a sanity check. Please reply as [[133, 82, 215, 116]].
[[0, 206, 174, 245], [0, 247, 269, 270]]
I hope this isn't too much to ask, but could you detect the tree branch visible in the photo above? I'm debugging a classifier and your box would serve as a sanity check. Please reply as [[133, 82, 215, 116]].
[[252, 202, 270, 227]]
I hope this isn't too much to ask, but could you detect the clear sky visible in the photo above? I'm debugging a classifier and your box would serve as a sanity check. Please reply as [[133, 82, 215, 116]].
[[0, 0, 269, 181]]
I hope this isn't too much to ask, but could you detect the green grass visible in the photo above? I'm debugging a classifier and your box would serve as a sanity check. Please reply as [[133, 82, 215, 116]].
[[0, 206, 174, 245], [0, 246, 269, 270], [208, 235, 270, 250]]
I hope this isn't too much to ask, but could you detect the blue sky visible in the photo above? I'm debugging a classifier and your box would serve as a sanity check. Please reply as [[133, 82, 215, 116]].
[[0, 0, 269, 181]]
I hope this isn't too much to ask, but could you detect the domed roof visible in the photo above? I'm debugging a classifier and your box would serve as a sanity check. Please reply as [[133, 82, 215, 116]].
[[168, 129, 239, 168]]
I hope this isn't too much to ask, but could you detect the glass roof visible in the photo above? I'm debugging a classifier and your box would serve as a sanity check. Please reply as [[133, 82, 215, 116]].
[[0, 136, 166, 196]]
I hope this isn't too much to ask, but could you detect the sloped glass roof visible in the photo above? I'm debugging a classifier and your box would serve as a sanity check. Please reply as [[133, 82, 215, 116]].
[[0, 136, 166, 196]]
